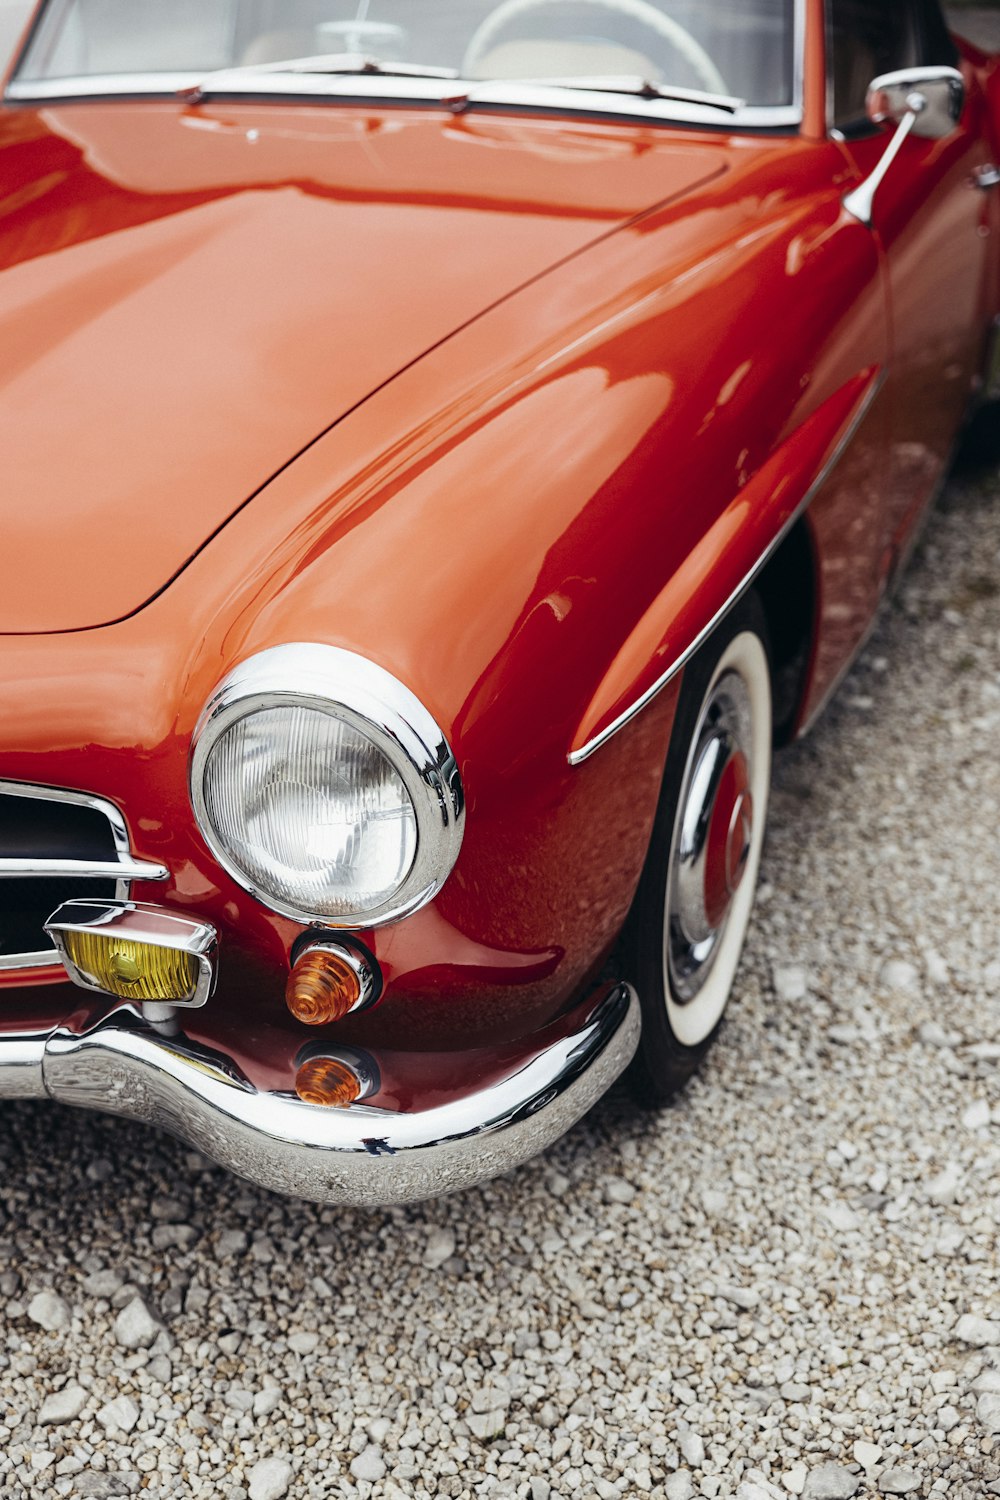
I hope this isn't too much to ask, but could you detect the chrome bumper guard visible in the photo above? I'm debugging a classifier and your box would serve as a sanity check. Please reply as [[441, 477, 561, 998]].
[[0, 984, 639, 1204]]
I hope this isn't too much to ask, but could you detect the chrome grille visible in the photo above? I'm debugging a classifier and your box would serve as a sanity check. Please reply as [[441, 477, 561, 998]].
[[0, 781, 167, 971]]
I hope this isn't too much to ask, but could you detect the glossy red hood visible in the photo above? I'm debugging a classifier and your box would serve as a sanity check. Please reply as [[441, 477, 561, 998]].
[[0, 99, 725, 633]]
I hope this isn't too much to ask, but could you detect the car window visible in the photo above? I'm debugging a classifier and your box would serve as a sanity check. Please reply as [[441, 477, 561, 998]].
[[15, 0, 796, 108], [827, 0, 958, 132]]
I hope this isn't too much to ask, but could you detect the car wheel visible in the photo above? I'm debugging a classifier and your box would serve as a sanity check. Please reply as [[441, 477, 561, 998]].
[[625, 595, 772, 1105]]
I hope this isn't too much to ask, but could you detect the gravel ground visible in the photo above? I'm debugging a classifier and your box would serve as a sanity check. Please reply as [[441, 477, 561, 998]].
[[3, 449, 1000, 1500]]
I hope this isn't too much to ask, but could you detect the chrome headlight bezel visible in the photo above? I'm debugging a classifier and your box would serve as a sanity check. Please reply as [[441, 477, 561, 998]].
[[188, 643, 465, 928]]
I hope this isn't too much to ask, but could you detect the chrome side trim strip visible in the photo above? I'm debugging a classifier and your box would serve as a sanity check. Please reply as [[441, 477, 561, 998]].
[[0, 983, 639, 1204], [568, 369, 887, 765], [0, 857, 168, 881]]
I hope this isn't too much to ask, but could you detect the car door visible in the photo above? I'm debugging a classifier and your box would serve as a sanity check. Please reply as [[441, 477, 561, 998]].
[[828, 0, 997, 575]]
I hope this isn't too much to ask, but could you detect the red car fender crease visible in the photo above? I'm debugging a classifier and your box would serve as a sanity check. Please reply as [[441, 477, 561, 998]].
[[568, 369, 886, 762]]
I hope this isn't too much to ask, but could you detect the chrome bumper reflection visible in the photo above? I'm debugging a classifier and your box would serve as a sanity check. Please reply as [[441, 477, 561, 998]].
[[0, 985, 639, 1204]]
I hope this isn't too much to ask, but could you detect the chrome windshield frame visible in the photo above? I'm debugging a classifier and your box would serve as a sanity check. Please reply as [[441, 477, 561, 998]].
[[5, 0, 805, 132]]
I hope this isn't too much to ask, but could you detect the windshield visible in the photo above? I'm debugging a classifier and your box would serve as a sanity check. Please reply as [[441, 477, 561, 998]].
[[15, 0, 795, 109]]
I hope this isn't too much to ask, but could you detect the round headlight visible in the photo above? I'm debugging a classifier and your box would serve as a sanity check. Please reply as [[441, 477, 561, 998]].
[[189, 645, 464, 927]]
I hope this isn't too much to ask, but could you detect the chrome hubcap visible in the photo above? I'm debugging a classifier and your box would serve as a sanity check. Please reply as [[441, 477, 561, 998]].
[[668, 670, 756, 1005]]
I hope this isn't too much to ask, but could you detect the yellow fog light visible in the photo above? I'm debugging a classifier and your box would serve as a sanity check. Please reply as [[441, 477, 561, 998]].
[[63, 930, 199, 1002], [44, 900, 218, 1009]]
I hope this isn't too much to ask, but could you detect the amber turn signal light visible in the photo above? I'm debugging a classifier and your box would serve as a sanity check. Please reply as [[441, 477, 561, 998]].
[[294, 1054, 364, 1108], [285, 942, 377, 1026]]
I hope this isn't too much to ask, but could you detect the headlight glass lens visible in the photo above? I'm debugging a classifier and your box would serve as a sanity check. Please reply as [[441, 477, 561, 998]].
[[202, 705, 417, 918]]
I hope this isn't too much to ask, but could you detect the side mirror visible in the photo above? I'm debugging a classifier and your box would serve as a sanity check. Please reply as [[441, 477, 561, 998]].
[[866, 65, 965, 140], [843, 65, 966, 226]]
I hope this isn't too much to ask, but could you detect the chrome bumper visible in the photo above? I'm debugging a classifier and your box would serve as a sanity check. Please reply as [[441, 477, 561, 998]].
[[0, 984, 639, 1204]]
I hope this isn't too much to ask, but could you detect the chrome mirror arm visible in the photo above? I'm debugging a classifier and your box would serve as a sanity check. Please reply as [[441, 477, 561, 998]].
[[843, 101, 922, 228]]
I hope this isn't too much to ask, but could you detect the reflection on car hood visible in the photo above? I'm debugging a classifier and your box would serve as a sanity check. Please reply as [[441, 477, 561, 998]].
[[0, 101, 725, 633]]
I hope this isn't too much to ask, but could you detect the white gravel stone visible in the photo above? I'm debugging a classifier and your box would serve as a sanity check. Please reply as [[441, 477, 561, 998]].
[[95, 1395, 139, 1434], [247, 1456, 293, 1500], [967, 1041, 1000, 1061], [287, 1331, 318, 1354], [878, 1470, 921, 1495], [82, 1270, 125, 1297], [955, 1313, 1000, 1347], [925, 1162, 962, 1204], [350, 1446, 386, 1482], [38, 1386, 88, 1424], [113, 1296, 160, 1350], [923, 949, 950, 985], [422, 1227, 456, 1268], [880, 959, 918, 991], [773, 965, 808, 1002], [678, 1429, 705, 1467], [27, 1290, 71, 1331], [665, 1475, 695, 1500], [783, 1465, 808, 1496], [918, 1020, 953, 1048], [962, 1097, 991, 1129], [853, 1441, 882, 1470], [718, 1283, 759, 1309], [467, 1408, 507, 1441], [977, 1393, 1000, 1433], [216, 1227, 249, 1257], [801, 1463, 860, 1499], [822, 1202, 859, 1232]]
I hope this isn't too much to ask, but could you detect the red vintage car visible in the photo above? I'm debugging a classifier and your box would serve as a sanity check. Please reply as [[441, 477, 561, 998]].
[[0, 0, 997, 1203]]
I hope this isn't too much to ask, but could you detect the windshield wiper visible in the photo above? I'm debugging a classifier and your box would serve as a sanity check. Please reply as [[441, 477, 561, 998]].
[[179, 52, 458, 103], [177, 59, 744, 115], [442, 76, 744, 115]]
